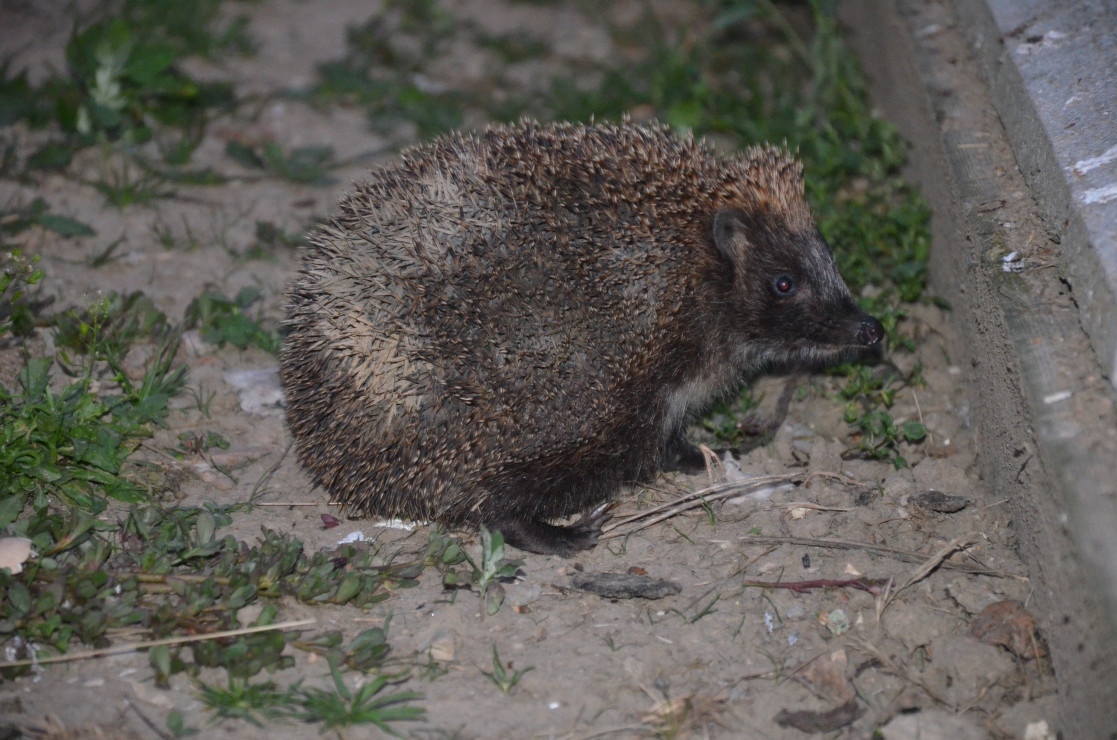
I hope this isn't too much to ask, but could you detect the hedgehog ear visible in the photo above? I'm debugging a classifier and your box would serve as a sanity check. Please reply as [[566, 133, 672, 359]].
[[713, 209, 748, 264]]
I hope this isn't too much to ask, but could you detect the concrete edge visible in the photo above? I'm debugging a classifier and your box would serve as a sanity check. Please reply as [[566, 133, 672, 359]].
[[840, 1, 1117, 737], [952, 0, 1117, 385]]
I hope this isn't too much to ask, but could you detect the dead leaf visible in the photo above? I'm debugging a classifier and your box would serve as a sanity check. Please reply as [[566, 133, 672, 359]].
[[970, 599, 1046, 659]]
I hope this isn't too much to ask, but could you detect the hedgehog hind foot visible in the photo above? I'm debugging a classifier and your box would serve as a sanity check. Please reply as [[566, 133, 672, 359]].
[[664, 432, 755, 474], [663, 433, 709, 473], [490, 503, 613, 558]]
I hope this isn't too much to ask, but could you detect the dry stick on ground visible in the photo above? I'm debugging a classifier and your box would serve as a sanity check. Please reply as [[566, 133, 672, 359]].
[[600, 472, 805, 537], [875, 534, 979, 619], [741, 545, 779, 573], [739, 536, 984, 594], [742, 576, 890, 595], [735, 534, 1012, 576], [603, 463, 871, 537], [563, 726, 652, 740], [0, 618, 316, 669]]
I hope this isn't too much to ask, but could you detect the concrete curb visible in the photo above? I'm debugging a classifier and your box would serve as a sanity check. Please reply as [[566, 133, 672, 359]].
[[840, 1, 1117, 736], [955, 0, 1117, 384]]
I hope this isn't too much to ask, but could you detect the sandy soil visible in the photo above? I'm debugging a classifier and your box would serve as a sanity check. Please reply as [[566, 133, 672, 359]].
[[0, 1, 1059, 737]]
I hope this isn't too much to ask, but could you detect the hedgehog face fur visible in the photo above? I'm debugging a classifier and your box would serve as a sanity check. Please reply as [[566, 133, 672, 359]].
[[281, 120, 883, 557]]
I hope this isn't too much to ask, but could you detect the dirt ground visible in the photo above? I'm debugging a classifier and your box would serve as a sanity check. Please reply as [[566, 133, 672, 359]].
[[0, 1, 1061, 738]]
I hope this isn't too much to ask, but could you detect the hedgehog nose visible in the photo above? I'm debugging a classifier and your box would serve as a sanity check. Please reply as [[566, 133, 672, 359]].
[[857, 317, 884, 346]]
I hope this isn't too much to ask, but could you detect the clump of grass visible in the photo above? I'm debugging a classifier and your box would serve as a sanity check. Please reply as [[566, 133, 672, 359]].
[[837, 363, 927, 468], [1, 310, 185, 519], [114, 0, 254, 58], [196, 675, 302, 728], [53, 290, 168, 358], [441, 526, 523, 616], [152, 214, 202, 252], [193, 621, 424, 732], [183, 287, 281, 354], [288, 655, 425, 736], [0, 276, 200, 668], [480, 643, 533, 695], [85, 158, 174, 207]]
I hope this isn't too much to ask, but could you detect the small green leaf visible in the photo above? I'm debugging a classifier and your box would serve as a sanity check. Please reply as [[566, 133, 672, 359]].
[[166, 709, 187, 737], [225, 140, 264, 169], [0, 493, 27, 529], [442, 569, 463, 587], [226, 583, 257, 609], [150, 643, 172, 682], [195, 509, 215, 545], [233, 286, 262, 308], [350, 628, 387, 652], [33, 214, 96, 237], [902, 420, 927, 442], [28, 143, 76, 171], [124, 43, 177, 85], [332, 571, 363, 605], [7, 582, 32, 615], [483, 581, 504, 617]]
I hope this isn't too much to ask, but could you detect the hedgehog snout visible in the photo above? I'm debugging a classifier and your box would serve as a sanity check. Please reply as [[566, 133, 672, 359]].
[[856, 316, 885, 346]]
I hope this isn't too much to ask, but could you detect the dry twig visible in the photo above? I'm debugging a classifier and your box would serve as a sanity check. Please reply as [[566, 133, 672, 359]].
[[735, 534, 1012, 576], [875, 534, 979, 618], [599, 474, 799, 537]]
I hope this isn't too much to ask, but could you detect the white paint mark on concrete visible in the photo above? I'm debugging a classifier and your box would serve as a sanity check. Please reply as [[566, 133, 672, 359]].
[[1081, 183, 1117, 204], [1043, 390, 1073, 405], [1072, 144, 1117, 175]]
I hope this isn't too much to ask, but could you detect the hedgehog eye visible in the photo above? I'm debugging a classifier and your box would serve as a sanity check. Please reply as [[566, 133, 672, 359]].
[[773, 274, 796, 296]]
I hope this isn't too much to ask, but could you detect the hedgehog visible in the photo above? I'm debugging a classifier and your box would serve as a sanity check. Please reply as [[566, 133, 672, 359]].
[[281, 120, 883, 556]]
